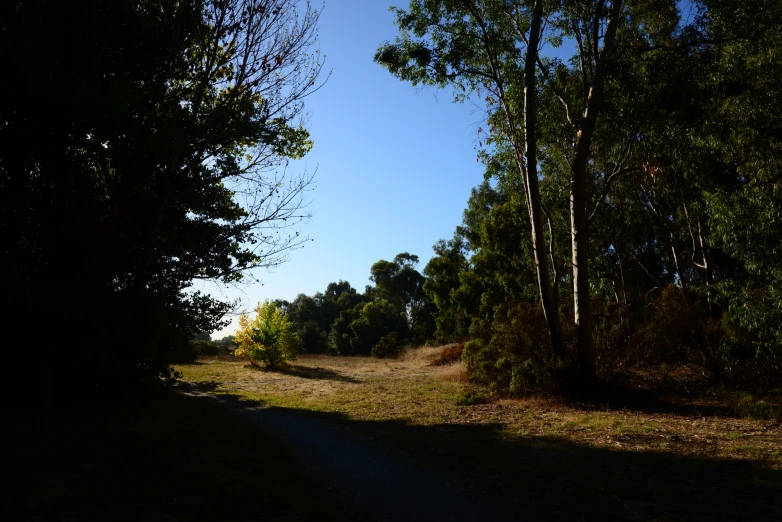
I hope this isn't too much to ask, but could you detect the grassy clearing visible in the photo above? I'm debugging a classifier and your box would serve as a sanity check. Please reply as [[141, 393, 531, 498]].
[[5, 392, 355, 522], [177, 347, 782, 520]]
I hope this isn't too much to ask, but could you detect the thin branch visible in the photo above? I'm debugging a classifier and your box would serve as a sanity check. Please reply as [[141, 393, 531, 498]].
[[588, 166, 638, 222], [571, 17, 591, 105], [535, 56, 577, 128], [631, 253, 662, 288]]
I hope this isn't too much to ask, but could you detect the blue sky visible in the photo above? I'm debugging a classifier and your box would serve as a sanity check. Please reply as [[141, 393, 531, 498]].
[[209, 1, 487, 337]]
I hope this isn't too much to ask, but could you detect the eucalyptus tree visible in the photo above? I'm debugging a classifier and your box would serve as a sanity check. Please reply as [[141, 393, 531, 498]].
[[696, 0, 782, 364], [370, 253, 435, 343], [376, 0, 688, 386]]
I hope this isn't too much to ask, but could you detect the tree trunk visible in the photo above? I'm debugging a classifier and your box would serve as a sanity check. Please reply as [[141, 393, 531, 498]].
[[570, 147, 593, 387], [670, 232, 687, 290], [521, 0, 566, 361], [570, 0, 623, 390]]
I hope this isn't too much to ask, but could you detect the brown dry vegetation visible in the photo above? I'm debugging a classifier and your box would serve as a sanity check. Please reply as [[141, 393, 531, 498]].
[[177, 346, 782, 520]]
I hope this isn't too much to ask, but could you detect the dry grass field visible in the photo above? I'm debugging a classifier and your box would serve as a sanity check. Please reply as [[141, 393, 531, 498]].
[[176, 346, 782, 521]]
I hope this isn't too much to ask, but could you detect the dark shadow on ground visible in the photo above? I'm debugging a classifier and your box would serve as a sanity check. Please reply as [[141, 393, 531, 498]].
[[204, 389, 781, 522], [245, 363, 360, 383], [548, 368, 773, 419], [5, 391, 359, 522], [180, 380, 221, 393], [564, 383, 738, 418]]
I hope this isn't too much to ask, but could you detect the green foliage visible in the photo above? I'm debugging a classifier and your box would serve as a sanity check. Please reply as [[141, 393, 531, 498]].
[[281, 281, 369, 354], [190, 340, 221, 356], [371, 253, 436, 344], [463, 303, 565, 395], [296, 320, 330, 353], [328, 306, 362, 355], [377, 0, 782, 397], [216, 335, 236, 346], [371, 332, 404, 359], [455, 389, 488, 406], [349, 300, 409, 356], [731, 393, 782, 422], [0, 0, 323, 399], [276, 260, 435, 356], [423, 236, 471, 343], [235, 302, 297, 368], [629, 286, 716, 367]]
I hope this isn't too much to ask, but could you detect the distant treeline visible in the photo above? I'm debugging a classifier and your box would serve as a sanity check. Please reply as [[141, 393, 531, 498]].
[[274, 253, 435, 358]]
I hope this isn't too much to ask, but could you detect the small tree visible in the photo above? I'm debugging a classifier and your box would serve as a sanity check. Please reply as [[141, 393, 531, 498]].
[[235, 302, 297, 368]]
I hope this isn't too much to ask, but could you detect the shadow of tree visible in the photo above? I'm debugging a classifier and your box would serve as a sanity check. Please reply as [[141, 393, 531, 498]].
[[7, 391, 358, 522], [564, 383, 739, 418], [243, 363, 360, 383], [177, 380, 221, 393], [211, 392, 781, 522]]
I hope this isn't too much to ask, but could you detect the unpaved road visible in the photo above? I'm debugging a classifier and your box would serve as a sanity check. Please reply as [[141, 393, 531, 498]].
[[180, 383, 527, 522]]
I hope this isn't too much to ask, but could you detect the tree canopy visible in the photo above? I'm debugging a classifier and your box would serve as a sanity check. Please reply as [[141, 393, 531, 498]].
[[0, 0, 325, 399], [375, 0, 782, 393]]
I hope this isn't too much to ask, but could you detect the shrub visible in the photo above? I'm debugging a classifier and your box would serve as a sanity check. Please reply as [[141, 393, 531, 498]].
[[629, 286, 713, 367], [728, 392, 782, 421], [168, 340, 199, 364], [429, 344, 463, 366], [371, 332, 403, 358], [235, 301, 297, 368], [455, 389, 488, 406], [189, 340, 220, 356], [463, 302, 566, 394], [296, 321, 329, 353], [349, 299, 409, 355]]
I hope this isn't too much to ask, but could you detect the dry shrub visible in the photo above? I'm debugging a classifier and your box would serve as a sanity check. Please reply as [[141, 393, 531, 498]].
[[429, 343, 464, 366], [629, 285, 714, 367], [400, 345, 443, 364], [591, 296, 630, 376], [435, 363, 468, 383]]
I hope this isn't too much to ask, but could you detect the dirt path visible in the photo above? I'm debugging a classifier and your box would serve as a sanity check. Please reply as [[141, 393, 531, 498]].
[[180, 383, 527, 522]]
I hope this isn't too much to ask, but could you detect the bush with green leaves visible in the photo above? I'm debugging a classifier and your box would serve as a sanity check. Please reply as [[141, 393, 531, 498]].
[[235, 301, 297, 368], [189, 340, 221, 357], [463, 302, 565, 394], [296, 320, 329, 353], [348, 299, 409, 355], [371, 332, 404, 359]]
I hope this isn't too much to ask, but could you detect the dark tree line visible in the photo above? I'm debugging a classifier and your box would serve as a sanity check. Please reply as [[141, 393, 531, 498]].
[[0, 0, 324, 400]]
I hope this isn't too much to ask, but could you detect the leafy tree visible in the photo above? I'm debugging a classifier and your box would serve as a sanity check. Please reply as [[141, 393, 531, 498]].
[[217, 335, 237, 346], [0, 0, 324, 398], [235, 301, 297, 367], [696, 0, 782, 366], [349, 300, 409, 356], [328, 305, 364, 355], [371, 332, 403, 359], [377, 0, 713, 387], [280, 281, 368, 353], [370, 253, 435, 343], [295, 320, 330, 353]]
